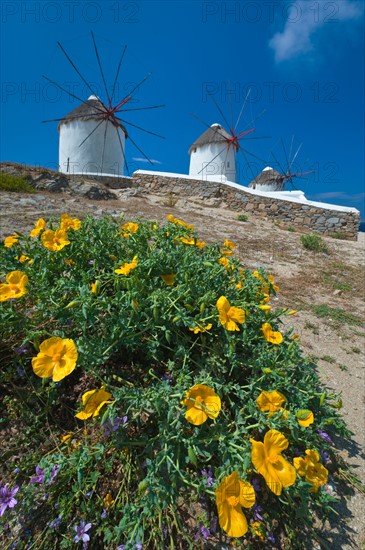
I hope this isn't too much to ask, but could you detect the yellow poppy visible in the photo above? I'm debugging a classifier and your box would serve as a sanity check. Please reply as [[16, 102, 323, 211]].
[[41, 229, 70, 252], [4, 234, 18, 248], [30, 218, 46, 237], [161, 274, 176, 286], [91, 281, 99, 294], [75, 386, 113, 420], [216, 296, 245, 331], [103, 493, 115, 509], [224, 240, 236, 250], [15, 255, 33, 264], [180, 236, 205, 248], [189, 323, 212, 334], [181, 384, 221, 426], [0, 271, 28, 302], [166, 214, 194, 231], [296, 410, 314, 427], [293, 449, 328, 492], [256, 390, 286, 413], [261, 322, 283, 345], [115, 256, 138, 275], [250, 430, 296, 495], [251, 521, 265, 539], [32, 337, 78, 382], [60, 214, 81, 230], [121, 222, 139, 237], [216, 471, 255, 538], [64, 259, 75, 266]]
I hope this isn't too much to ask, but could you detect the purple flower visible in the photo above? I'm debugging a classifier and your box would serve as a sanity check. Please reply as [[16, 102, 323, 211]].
[[0, 484, 19, 516], [267, 532, 276, 543], [294, 448, 302, 457], [251, 477, 261, 492], [49, 515, 62, 530], [194, 524, 210, 541], [118, 546, 125, 550], [30, 466, 45, 484], [74, 520, 92, 543], [14, 344, 28, 355], [211, 517, 217, 533], [101, 509, 107, 519], [135, 544, 143, 550], [16, 366, 25, 377], [317, 429, 334, 445], [102, 416, 127, 436], [161, 373, 172, 383], [253, 504, 264, 521], [88, 260, 94, 265], [49, 465, 60, 483], [320, 450, 331, 465], [201, 466, 215, 487]]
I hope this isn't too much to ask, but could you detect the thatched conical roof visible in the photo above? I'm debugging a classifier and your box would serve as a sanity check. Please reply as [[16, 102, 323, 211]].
[[58, 96, 127, 136], [189, 123, 236, 154], [249, 166, 284, 188]]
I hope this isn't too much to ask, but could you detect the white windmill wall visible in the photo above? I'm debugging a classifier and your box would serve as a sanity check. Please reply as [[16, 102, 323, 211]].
[[59, 119, 126, 176], [189, 143, 236, 182]]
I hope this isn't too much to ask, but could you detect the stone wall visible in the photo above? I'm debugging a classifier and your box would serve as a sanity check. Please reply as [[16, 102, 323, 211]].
[[133, 172, 360, 240]]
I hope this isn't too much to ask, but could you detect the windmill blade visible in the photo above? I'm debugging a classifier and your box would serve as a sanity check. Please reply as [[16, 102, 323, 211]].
[[239, 136, 271, 140], [111, 45, 127, 104], [57, 41, 101, 102], [91, 31, 111, 106], [287, 170, 315, 179], [234, 88, 251, 133], [114, 124, 129, 176], [208, 93, 231, 130], [116, 73, 152, 107], [270, 150, 287, 176], [42, 75, 107, 117], [197, 146, 227, 175], [78, 118, 105, 148], [128, 134, 155, 165], [119, 104, 165, 112], [100, 120, 108, 172], [242, 109, 266, 131], [289, 134, 295, 166], [116, 117, 165, 139], [228, 80, 234, 130], [238, 146, 268, 165], [238, 147, 258, 183], [42, 114, 99, 123], [288, 143, 302, 174], [281, 138, 290, 175]]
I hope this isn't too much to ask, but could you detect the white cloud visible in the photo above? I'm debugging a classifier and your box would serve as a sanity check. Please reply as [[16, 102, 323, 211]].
[[269, 0, 364, 62], [132, 157, 162, 165]]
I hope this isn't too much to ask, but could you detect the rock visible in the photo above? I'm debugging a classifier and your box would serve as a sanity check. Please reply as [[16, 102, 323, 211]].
[[68, 181, 116, 200], [34, 177, 68, 192]]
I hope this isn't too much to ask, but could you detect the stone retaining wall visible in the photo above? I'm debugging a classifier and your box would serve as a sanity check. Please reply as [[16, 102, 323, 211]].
[[133, 172, 360, 240]]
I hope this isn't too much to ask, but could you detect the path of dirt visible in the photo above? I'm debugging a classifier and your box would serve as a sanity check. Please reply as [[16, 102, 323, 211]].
[[1, 186, 364, 549]]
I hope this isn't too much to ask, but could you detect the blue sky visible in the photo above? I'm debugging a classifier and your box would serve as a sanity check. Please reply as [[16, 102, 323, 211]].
[[1, 0, 364, 218]]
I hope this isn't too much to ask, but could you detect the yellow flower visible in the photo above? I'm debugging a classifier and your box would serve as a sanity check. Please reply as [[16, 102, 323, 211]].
[[75, 386, 113, 420], [235, 280, 243, 290], [64, 259, 75, 266], [251, 521, 265, 540], [166, 214, 194, 230], [30, 218, 46, 237], [293, 450, 328, 492], [32, 337, 78, 382], [261, 322, 283, 345], [296, 410, 314, 427], [216, 296, 245, 331], [61, 433, 73, 443], [253, 272, 279, 293], [195, 239, 206, 249], [115, 256, 138, 275], [189, 323, 212, 334], [259, 304, 271, 313], [16, 255, 33, 264], [256, 390, 286, 413], [215, 472, 255, 538], [224, 239, 236, 250], [250, 430, 296, 495], [287, 310, 297, 315], [161, 274, 176, 286], [219, 257, 230, 268], [180, 236, 205, 248], [41, 229, 70, 252], [181, 384, 221, 426], [121, 222, 139, 237], [4, 234, 18, 248], [91, 281, 99, 294], [103, 493, 115, 509], [60, 214, 81, 230], [0, 271, 28, 302]]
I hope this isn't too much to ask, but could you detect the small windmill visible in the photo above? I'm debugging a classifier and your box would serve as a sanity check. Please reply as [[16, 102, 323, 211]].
[[249, 137, 314, 192], [42, 32, 164, 177], [189, 89, 268, 183]]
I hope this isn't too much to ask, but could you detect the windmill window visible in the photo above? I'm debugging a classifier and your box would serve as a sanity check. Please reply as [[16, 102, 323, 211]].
[[193, 148, 197, 153], [227, 161, 230, 168]]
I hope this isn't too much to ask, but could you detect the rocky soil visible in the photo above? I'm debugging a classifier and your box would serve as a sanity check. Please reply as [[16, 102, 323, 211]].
[[1, 163, 364, 549]]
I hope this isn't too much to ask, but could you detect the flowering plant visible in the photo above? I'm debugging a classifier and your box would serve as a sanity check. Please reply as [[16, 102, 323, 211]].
[[0, 214, 353, 549]]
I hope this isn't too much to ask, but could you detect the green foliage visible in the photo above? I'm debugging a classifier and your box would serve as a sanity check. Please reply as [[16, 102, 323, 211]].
[[300, 233, 329, 253], [312, 304, 362, 326], [237, 213, 248, 222], [0, 214, 353, 549], [0, 172, 36, 193], [287, 226, 296, 232]]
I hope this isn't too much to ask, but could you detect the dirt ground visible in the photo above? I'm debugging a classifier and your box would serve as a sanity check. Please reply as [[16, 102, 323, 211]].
[[1, 186, 364, 549]]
